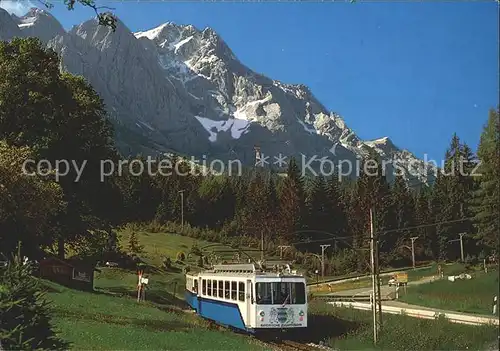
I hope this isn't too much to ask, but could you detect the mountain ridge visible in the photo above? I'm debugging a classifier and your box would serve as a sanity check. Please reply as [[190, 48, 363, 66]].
[[0, 7, 436, 184]]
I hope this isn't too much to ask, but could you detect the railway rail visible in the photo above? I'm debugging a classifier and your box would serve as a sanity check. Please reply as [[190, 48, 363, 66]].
[[265, 339, 332, 351]]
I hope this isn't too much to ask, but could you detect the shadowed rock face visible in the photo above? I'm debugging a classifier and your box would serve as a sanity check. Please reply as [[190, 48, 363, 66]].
[[0, 9, 22, 40], [0, 7, 435, 183]]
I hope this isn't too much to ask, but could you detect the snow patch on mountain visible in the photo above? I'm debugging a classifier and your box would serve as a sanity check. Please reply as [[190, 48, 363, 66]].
[[172, 35, 193, 53], [17, 16, 35, 27], [134, 23, 168, 40], [195, 116, 251, 142], [297, 118, 318, 135]]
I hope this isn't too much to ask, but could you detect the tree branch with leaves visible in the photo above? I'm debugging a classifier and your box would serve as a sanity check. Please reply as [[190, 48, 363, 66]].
[[0, 0, 118, 30]]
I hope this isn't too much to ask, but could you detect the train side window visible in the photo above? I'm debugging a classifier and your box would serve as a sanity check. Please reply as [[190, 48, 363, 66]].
[[194, 279, 198, 293], [218, 280, 223, 298], [207, 280, 212, 296], [224, 281, 230, 299], [231, 281, 237, 300], [251, 281, 254, 303], [212, 280, 217, 297], [238, 282, 245, 301], [202, 279, 206, 295]]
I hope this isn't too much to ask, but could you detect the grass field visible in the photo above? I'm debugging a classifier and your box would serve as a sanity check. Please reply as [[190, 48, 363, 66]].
[[116, 228, 282, 297], [307, 299, 499, 350], [43, 280, 267, 350], [399, 269, 500, 315], [38, 229, 280, 350], [118, 227, 280, 269]]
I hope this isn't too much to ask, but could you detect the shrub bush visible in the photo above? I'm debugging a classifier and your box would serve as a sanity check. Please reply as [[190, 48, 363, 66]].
[[163, 257, 172, 269], [176, 251, 186, 263], [189, 244, 201, 257]]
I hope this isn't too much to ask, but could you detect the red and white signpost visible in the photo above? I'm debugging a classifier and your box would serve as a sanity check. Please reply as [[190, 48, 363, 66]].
[[137, 270, 148, 302]]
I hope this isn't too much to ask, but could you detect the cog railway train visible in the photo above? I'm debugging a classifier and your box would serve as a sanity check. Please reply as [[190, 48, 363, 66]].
[[185, 263, 307, 335]]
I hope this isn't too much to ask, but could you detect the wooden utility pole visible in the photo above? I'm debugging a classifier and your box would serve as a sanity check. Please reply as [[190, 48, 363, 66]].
[[449, 232, 467, 262], [178, 190, 185, 231], [459, 233, 465, 262], [370, 208, 378, 344], [320, 244, 331, 278], [254, 146, 265, 262], [410, 236, 418, 269], [261, 231, 264, 261], [374, 212, 382, 329], [278, 245, 290, 260]]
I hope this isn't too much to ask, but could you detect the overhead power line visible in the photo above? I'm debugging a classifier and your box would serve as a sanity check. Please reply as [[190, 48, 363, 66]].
[[289, 217, 475, 246], [374, 217, 475, 236]]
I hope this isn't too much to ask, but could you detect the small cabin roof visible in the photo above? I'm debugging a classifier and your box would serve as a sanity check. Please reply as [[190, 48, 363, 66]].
[[40, 256, 100, 272]]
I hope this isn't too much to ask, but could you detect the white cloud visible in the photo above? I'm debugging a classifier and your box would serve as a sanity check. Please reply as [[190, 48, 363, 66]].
[[0, 0, 37, 17]]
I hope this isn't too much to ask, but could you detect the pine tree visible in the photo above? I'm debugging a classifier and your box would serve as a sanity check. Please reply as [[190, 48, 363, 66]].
[[127, 231, 143, 255], [471, 108, 500, 253], [305, 176, 330, 234], [278, 158, 306, 243], [0, 254, 69, 350], [352, 153, 392, 268], [326, 174, 348, 245], [414, 188, 435, 259], [266, 175, 279, 212], [385, 175, 416, 265], [431, 134, 478, 261], [120, 156, 161, 222], [430, 170, 452, 260], [263, 175, 280, 243], [239, 171, 269, 244], [346, 178, 370, 273], [195, 175, 235, 228]]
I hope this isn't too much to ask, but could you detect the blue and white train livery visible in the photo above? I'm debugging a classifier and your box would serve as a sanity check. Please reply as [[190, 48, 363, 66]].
[[185, 263, 307, 334]]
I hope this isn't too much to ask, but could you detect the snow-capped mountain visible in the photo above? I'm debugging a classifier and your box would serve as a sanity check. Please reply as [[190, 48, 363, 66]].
[[0, 8, 435, 183]]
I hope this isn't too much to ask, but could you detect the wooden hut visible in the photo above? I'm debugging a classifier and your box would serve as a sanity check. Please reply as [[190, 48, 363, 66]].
[[39, 257, 100, 291]]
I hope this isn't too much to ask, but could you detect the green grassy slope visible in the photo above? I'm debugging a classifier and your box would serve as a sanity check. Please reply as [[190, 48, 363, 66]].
[[44, 279, 267, 350], [400, 269, 500, 315]]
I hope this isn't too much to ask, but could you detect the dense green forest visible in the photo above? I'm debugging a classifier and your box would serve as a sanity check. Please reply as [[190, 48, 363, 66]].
[[0, 38, 499, 277]]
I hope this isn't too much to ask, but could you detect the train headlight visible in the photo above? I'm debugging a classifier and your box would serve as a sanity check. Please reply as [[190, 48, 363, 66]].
[[299, 310, 304, 317], [259, 310, 265, 317]]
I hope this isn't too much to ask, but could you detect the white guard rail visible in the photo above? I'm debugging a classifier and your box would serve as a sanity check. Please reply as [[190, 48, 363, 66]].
[[328, 301, 499, 326]]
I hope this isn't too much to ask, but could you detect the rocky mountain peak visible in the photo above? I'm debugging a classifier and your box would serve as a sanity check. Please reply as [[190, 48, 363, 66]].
[[69, 16, 138, 49], [0, 7, 22, 41], [15, 8, 64, 43], [134, 22, 237, 64]]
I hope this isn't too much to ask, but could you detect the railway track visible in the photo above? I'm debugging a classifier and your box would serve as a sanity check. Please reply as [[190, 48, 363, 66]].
[[265, 339, 335, 351], [266, 340, 317, 351]]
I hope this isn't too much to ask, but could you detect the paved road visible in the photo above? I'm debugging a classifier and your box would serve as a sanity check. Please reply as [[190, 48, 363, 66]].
[[325, 276, 436, 299], [309, 264, 434, 287]]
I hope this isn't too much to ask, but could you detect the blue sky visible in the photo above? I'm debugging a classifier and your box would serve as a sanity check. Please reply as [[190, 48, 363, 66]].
[[3, 0, 498, 161]]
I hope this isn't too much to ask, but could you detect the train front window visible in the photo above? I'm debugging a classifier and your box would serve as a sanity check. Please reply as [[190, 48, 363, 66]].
[[255, 282, 306, 305]]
